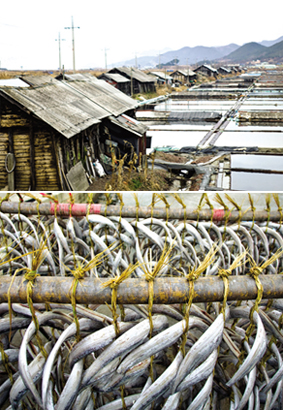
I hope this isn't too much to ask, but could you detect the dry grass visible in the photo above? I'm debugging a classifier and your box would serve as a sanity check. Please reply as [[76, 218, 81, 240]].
[[0, 69, 106, 80]]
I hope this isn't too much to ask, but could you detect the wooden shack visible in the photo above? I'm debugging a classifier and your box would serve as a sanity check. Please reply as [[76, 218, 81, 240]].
[[170, 69, 197, 85], [194, 64, 218, 79], [97, 72, 131, 95], [149, 71, 173, 85], [217, 67, 232, 76], [108, 67, 156, 94], [0, 73, 146, 191]]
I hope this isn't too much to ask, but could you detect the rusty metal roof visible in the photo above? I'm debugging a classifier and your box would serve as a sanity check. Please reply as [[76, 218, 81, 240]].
[[0, 74, 139, 139]]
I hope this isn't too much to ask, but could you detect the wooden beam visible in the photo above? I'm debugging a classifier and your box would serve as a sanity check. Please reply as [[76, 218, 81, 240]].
[[0, 275, 283, 305]]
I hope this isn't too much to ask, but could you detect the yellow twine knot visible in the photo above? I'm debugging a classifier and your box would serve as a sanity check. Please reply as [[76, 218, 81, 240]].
[[249, 266, 263, 277], [186, 270, 198, 282], [72, 269, 85, 281], [145, 273, 155, 282], [24, 270, 40, 283], [218, 269, 232, 278]]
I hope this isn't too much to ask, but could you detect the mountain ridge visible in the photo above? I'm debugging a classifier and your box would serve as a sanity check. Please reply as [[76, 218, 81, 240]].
[[223, 39, 283, 63], [110, 36, 283, 68]]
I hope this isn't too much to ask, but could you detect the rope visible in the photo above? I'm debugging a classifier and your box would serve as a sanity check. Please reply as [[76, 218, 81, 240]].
[[180, 246, 218, 355], [273, 193, 283, 226], [225, 194, 242, 228], [102, 262, 139, 336], [157, 194, 170, 226], [218, 251, 247, 318], [214, 193, 231, 229], [248, 193, 256, 229], [265, 194, 271, 227], [132, 193, 140, 223], [25, 268, 47, 358], [196, 193, 206, 226]]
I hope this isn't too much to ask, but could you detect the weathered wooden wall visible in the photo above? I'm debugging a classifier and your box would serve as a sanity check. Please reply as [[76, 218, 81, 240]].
[[13, 130, 31, 190], [34, 130, 60, 190], [0, 132, 9, 188], [0, 99, 60, 190]]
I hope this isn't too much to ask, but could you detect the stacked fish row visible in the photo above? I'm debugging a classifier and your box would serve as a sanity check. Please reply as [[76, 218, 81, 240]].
[[1, 212, 283, 277], [0, 211, 283, 409], [2, 297, 283, 409]]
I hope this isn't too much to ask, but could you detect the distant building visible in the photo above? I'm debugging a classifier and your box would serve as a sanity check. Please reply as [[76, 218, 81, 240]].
[[218, 67, 232, 75], [149, 71, 173, 85], [108, 67, 156, 94], [194, 64, 218, 78], [97, 72, 131, 95], [170, 69, 197, 84]]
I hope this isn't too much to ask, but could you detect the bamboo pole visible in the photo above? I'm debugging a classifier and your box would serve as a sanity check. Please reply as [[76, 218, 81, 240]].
[[1, 275, 283, 305], [0, 201, 282, 222]]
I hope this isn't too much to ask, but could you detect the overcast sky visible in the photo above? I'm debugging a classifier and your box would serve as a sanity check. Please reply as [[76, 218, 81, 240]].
[[1, 0, 282, 70]]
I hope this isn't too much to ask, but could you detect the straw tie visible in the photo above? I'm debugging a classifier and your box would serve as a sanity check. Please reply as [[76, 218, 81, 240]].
[[103, 262, 139, 336]]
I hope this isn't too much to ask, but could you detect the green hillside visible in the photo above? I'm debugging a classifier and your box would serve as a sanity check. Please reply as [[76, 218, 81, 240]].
[[225, 42, 267, 62], [260, 40, 283, 59]]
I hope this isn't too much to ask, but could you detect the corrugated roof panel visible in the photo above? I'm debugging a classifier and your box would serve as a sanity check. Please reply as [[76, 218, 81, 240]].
[[109, 114, 147, 137], [102, 73, 130, 83], [94, 79, 137, 107], [64, 80, 135, 116], [20, 75, 58, 86], [109, 67, 156, 83], [0, 82, 102, 139], [0, 73, 141, 139]]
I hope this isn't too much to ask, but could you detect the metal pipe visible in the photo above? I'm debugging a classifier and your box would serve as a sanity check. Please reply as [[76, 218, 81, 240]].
[[1, 275, 283, 305], [0, 201, 282, 222]]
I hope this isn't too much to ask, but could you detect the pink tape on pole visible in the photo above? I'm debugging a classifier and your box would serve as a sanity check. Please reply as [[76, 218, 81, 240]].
[[89, 204, 102, 214], [50, 203, 102, 216], [212, 209, 225, 222]]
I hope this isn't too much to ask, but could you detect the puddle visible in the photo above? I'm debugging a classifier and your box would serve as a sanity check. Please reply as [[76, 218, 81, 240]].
[[231, 171, 283, 191], [231, 154, 283, 171]]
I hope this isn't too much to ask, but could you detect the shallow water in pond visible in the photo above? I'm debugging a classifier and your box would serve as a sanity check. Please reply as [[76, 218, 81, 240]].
[[146, 130, 207, 153], [231, 154, 283, 171], [215, 131, 283, 148], [231, 172, 283, 191]]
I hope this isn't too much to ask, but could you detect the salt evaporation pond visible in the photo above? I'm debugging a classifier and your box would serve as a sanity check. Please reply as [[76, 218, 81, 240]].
[[231, 172, 283, 191], [215, 131, 283, 148], [225, 122, 283, 132], [146, 130, 208, 153], [154, 99, 234, 114], [231, 154, 283, 171]]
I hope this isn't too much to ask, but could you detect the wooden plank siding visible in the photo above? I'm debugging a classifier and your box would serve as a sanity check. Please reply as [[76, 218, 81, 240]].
[[0, 132, 9, 188], [0, 99, 60, 190], [34, 130, 60, 191], [13, 131, 31, 190]]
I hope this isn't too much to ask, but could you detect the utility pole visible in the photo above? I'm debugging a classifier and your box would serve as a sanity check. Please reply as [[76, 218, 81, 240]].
[[101, 48, 110, 70], [55, 33, 66, 71], [64, 16, 80, 73], [131, 67, 133, 97]]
